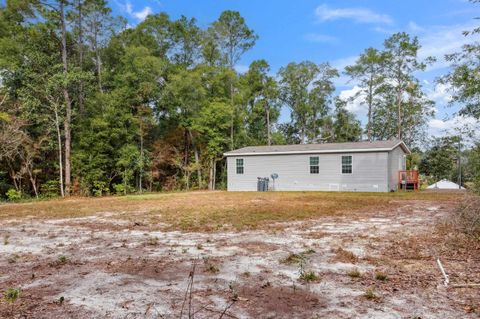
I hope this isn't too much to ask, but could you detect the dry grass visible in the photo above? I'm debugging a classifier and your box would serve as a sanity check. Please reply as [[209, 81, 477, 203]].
[[333, 247, 359, 263], [0, 191, 461, 231]]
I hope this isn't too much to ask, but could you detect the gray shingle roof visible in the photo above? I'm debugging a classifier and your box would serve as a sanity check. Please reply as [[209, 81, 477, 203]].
[[224, 140, 410, 156]]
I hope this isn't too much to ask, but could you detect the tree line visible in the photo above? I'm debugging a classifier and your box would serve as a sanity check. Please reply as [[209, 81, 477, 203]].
[[0, 0, 479, 198]]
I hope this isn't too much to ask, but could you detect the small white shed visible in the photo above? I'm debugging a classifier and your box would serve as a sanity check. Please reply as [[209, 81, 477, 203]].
[[427, 179, 465, 190], [224, 140, 410, 192]]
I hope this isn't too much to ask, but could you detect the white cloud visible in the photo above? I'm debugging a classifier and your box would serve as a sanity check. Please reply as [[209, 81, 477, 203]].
[[426, 83, 452, 107], [119, 1, 153, 22], [132, 6, 153, 21], [407, 21, 425, 33], [428, 115, 479, 138], [339, 86, 368, 118], [416, 21, 479, 71], [304, 33, 338, 43], [315, 4, 393, 25]]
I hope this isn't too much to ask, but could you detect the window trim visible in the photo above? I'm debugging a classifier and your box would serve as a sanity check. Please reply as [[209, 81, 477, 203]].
[[236, 158, 244, 174], [309, 156, 319, 174], [341, 155, 353, 175]]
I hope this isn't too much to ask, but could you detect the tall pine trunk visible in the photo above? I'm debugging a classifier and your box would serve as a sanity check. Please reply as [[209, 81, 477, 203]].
[[54, 106, 65, 197], [208, 158, 216, 190], [397, 87, 402, 140], [188, 130, 202, 188], [230, 81, 234, 150], [265, 104, 271, 146], [139, 116, 144, 193], [77, 0, 84, 114], [93, 17, 103, 93], [367, 74, 374, 142], [60, 0, 73, 196]]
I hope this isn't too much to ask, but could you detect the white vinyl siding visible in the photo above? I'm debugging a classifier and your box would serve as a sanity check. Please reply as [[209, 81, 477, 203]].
[[227, 152, 389, 192], [387, 146, 408, 191]]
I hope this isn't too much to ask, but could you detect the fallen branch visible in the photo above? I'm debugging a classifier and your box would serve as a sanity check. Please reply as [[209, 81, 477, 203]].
[[436, 258, 449, 287], [202, 306, 240, 319], [450, 283, 480, 288], [218, 299, 237, 319]]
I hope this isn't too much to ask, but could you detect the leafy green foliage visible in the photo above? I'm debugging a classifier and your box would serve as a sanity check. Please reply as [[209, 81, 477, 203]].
[[40, 180, 60, 198], [419, 136, 460, 182], [0, 1, 477, 198], [5, 189, 22, 201]]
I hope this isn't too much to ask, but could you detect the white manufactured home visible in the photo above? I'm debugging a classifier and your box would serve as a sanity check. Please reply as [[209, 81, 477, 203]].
[[224, 140, 411, 192]]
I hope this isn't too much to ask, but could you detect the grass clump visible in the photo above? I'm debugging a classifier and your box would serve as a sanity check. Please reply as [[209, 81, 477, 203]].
[[334, 247, 358, 263], [280, 249, 316, 265], [375, 271, 388, 281], [203, 257, 219, 273], [347, 268, 362, 278], [147, 236, 159, 246], [299, 270, 320, 282], [3, 288, 20, 304], [3, 235, 9, 245], [57, 255, 68, 265], [280, 253, 303, 265], [364, 287, 380, 301]]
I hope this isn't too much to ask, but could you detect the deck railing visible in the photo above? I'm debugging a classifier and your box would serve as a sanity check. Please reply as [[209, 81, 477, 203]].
[[398, 170, 419, 190]]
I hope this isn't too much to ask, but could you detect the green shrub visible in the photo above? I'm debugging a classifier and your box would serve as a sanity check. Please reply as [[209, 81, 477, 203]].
[[112, 183, 133, 195], [92, 181, 109, 197], [5, 189, 22, 201], [40, 180, 60, 198]]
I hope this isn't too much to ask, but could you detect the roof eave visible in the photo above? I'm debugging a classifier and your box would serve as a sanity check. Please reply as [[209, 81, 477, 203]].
[[224, 147, 396, 157], [394, 141, 411, 155]]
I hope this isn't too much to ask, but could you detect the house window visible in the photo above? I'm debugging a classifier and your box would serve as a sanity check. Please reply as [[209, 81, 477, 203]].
[[342, 156, 352, 174], [236, 158, 244, 174], [310, 156, 319, 174]]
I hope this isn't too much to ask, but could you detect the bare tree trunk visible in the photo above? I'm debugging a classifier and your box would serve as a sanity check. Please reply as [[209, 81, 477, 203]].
[[93, 17, 103, 93], [396, 64, 403, 141], [208, 159, 214, 190], [367, 74, 373, 142], [188, 130, 202, 189], [183, 128, 189, 190], [60, 0, 73, 196], [194, 147, 201, 188], [54, 106, 65, 197], [139, 118, 144, 193], [301, 126, 306, 144], [397, 87, 402, 140], [149, 169, 153, 192], [77, 0, 84, 114], [212, 160, 216, 190], [124, 169, 127, 195], [230, 82, 235, 150], [27, 169, 38, 198], [8, 164, 19, 192], [266, 104, 271, 146]]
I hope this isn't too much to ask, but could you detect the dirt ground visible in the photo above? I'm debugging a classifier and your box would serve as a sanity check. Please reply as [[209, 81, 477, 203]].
[[0, 191, 478, 318]]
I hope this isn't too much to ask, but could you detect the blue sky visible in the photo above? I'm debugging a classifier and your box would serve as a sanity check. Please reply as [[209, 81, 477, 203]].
[[111, 0, 480, 137]]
